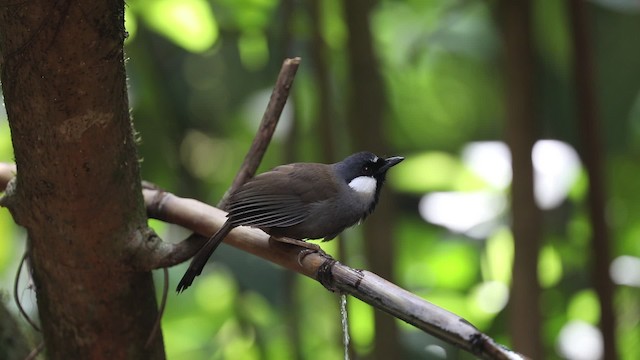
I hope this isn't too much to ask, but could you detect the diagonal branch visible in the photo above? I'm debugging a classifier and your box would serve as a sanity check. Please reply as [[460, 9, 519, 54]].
[[155, 57, 302, 272], [217, 57, 301, 210]]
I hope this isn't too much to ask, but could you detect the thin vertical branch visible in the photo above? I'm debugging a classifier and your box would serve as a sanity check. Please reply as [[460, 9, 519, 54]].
[[567, 1, 618, 359]]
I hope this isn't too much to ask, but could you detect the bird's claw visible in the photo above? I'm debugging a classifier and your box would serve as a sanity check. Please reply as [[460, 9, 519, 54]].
[[296, 246, 330, 266], [269, 236, 331, 266]]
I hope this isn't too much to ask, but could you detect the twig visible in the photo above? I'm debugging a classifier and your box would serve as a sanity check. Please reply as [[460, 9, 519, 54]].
[[217, 57, 301, 210], [145, 267, 169, 349], [14, 251, 40, 332], [24, 341, 45, 360]]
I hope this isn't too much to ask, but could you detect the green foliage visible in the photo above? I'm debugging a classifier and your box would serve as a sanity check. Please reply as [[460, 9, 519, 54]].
[[1, 0, 640, 358]]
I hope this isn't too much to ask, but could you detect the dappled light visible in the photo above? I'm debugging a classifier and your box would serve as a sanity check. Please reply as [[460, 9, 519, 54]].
[[0, 0, 639, 359]]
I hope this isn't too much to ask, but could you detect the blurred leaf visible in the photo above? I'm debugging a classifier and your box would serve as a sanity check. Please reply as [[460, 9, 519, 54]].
[[239, 291, 273, 327], [0, 119, 14, 162], [533, 0, 570, 72], [374, 2, 502, 152], [562, 215, 591, 268], [427, 241, 479, 290], [383, 54, 502, 152], [389, 151, 488, 193], [402, 241, 478, 291], [481, 227, 513, 284], [321, 0, 347, 49], [195, 268, 238, 316], [538, 245, 563, 288], [214, 0, 278, 30], [135, 0, 218, 53], [124, 7, 137, 43], [348, 297, 375, 354], [567, 289, 600, 325], [163, 315, 223, 359], [542, 288, 568, 347], [0, 213, 14, 273], [467, 280, 509, 326], [567, 169, 588, 202], [147, 218, 167, 238], [238, 31, 269, 71], [219, 320, 259, 360], [617, 287, 640, 359], [296, 276, 343, 359]]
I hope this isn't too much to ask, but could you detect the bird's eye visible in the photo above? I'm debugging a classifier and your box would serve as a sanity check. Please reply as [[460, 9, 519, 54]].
[[363, 165, 371, 174]]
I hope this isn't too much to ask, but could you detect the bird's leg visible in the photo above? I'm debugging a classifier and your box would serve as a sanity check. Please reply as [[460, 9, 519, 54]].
[[268, 236, 328, 265]]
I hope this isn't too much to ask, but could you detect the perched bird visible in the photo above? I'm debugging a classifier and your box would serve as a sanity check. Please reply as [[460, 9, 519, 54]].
[[176, 151, 404, 292]]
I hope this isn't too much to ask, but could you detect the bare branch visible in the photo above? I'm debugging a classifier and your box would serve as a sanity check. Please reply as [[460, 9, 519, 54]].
[[140, 185, 526, 360], [0, 166, 525, 359], [217, 57, 301, 210]]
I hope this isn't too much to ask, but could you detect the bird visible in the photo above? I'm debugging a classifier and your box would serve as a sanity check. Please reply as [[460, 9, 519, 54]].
[[176, 151, 404, 292]]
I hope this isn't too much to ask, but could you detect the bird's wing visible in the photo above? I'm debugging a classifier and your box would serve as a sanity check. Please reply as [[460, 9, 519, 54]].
[[226, 163, 339, 228]]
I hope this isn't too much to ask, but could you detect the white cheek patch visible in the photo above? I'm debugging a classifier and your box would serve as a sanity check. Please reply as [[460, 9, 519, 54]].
[[348, 176, 377, 202]]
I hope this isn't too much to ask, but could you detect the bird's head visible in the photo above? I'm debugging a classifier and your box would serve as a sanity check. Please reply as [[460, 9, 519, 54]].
[[334, 151, 404, 210]]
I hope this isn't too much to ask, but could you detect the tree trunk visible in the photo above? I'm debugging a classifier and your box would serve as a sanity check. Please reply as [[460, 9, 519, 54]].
[[567, 1, 618, 358], [498, 0, 543, 358], [342, 0, 402, 358], [0, 1, 164, 358]]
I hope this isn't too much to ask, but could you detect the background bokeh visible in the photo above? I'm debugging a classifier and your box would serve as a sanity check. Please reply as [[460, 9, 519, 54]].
[[1, 0, 640, 359]]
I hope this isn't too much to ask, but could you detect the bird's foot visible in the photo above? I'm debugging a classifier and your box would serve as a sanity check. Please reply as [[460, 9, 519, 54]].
[[269, 237, 329, 265]]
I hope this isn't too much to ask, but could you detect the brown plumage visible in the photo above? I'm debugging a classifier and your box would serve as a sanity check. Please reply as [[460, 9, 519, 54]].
[[176, 152, 403, 292]]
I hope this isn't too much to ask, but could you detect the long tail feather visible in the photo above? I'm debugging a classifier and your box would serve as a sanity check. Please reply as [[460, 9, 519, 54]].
[[176, 221, 234, 293]]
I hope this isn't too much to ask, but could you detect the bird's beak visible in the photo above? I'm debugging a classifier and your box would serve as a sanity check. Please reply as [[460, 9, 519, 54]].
[[379, 156, 404, 173]]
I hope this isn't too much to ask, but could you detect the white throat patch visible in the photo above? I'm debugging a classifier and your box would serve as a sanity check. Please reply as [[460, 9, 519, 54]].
[[348, 176, 377, 202]]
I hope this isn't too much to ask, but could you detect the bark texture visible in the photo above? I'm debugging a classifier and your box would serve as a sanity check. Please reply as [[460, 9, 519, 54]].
[[0, 1, 164, 358]]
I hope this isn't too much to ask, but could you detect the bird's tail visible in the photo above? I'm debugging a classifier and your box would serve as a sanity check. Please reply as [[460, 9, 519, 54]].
[[176, 221, 234, 293]]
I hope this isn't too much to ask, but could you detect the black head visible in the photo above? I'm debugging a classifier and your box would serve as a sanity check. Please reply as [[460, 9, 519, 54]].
[[333, 151, 403, 216], [334, 151, 404, 184]]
